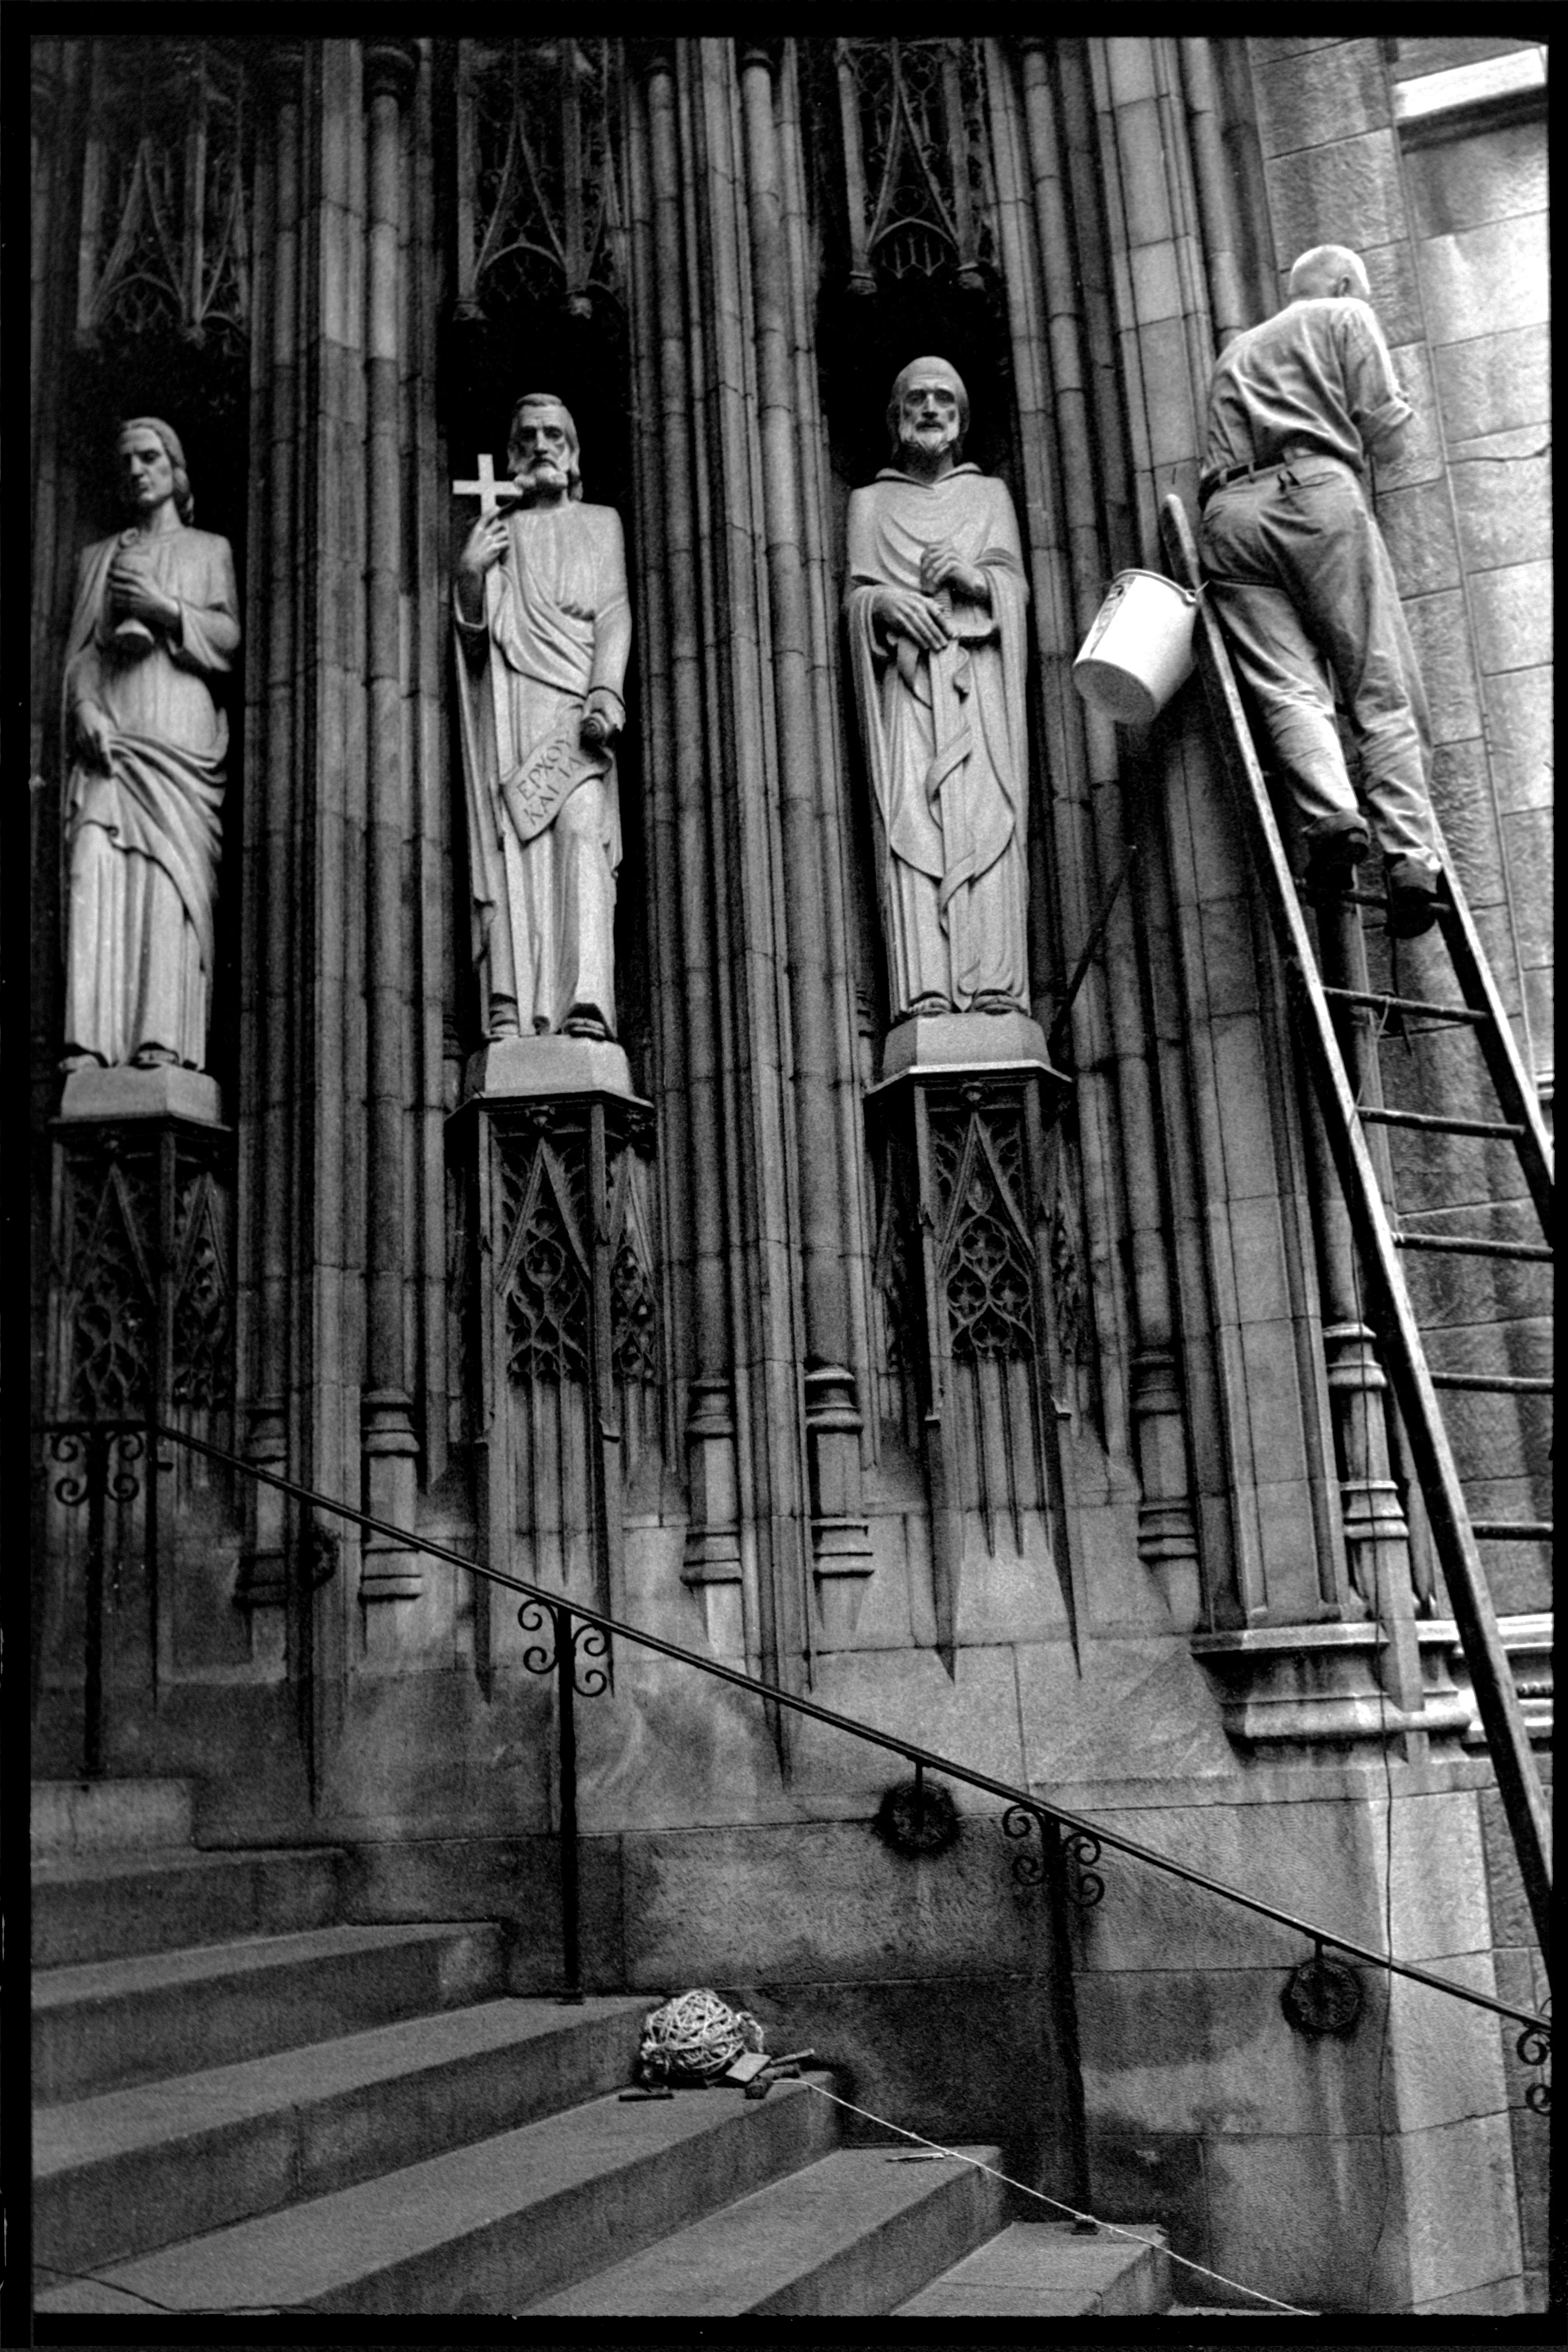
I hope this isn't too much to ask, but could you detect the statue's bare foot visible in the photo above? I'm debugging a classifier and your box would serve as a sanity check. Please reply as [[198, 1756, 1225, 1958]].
[[973, 994, 1017, 1015], [59, 1050, 104, 1074], [562, 1014, 610, 1041], [131, 1045, 179, 1069], [903, 996, 953, 1021]]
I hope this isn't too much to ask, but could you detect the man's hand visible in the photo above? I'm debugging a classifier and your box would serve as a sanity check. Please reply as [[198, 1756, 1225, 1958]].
[[919, 541, 988, 602], [107, 554, 180, 633], [73, 704, 114, 767], [871, 586, 951, 653]]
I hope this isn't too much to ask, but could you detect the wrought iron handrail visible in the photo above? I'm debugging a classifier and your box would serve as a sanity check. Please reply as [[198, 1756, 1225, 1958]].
[[49, 1413, 1540, 2054]]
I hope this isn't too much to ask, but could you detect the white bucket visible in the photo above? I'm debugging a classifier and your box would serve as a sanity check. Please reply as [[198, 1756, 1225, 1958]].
[[1073, 569, 1198, 727]]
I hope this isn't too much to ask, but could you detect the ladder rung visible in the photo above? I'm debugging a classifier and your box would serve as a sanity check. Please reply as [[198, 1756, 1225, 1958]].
[[1430, 1372, 1553, 1394], [1360, 1107, 1526, 1140], [1394, 1231, 1553, 1263], [1321, 986, 1484, 1025], [1470, 1520, 1553, 1542]]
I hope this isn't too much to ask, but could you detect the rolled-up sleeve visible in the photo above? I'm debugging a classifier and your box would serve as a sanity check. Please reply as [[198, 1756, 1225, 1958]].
[[1342, 303, 1414, 450]]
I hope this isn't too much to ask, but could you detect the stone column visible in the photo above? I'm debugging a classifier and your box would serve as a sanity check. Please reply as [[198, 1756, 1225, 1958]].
[[236, 40, 306, 1639], [358, 37, 422, 1630], [636, 48, 744, 1655], [737, 40, 872, 1639], [1009, 37, 1201, 1624]]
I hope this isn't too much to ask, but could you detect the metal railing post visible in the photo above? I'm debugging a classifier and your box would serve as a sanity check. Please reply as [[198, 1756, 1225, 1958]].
[[1042, 1815, 1097, 2231], [81, 1425, 108, 1778], [555, 1599, 584, 2004]]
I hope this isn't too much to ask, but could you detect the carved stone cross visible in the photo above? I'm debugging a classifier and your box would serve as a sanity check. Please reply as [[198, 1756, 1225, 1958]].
[[452, 452, 522, 517]]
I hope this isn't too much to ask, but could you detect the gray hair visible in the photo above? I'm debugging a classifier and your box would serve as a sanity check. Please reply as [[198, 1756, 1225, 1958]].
[[1287, 245, 1371, 304]]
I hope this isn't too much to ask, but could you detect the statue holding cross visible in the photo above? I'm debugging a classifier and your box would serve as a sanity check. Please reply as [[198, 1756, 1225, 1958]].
[[452, 394, 631, 1042]]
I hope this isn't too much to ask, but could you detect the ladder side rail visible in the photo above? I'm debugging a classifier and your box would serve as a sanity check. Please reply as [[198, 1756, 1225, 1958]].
[[1427, 860, 1554, 1229], [1160, 496, 1553, 1973]]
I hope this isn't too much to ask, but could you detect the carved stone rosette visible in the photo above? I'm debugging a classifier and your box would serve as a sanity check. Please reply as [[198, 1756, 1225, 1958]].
[[455, 1083, 658, 1652], [866, 1033, 1076, 1671]]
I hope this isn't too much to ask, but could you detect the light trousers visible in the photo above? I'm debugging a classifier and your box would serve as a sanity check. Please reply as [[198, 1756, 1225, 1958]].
[[1199, 459, 1438, 871]]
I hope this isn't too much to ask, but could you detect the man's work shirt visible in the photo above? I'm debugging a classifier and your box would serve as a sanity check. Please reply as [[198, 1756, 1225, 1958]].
[[1200, 296, 1414, 496]]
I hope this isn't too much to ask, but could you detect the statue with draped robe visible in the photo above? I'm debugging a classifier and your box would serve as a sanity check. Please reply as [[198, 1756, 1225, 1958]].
[[61, 417, 238, 1074], [453, 394, 631, 1042], [845, 358, 1031, 1022]]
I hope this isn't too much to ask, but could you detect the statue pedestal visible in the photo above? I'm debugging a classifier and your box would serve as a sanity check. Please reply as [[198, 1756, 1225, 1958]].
[[463, 1034, 635, 1104], [866, 1030, 1074, 1673], [878, 1009, 1054, 1082], [58, 1064, 224, 1126], [449, 1048, 657, 1670]]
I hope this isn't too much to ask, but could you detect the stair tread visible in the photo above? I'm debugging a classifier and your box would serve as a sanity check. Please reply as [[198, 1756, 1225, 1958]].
[[526, 2141, 1000, 2315], [32, 1844, 344, 1889], [34, 1919, 488, 2011], [35, 1995, 648, 2171], [35, 2078, 827, 2315], [893, 2218, 1168, 2317]]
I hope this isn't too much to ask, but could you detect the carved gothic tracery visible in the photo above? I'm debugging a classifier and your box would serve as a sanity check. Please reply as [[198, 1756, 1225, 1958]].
[[829, 38, 996, 294], [53, 1129, 234, 1421], [76, 38, 251, 351], [456, 38, 625, 322]]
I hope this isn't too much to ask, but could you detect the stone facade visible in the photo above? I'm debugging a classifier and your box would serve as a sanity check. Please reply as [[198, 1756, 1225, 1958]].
[[30, 34, 1550, 2315]]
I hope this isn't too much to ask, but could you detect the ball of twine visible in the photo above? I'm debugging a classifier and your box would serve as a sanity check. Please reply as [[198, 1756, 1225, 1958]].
[[638, 1988, 765, 2082]]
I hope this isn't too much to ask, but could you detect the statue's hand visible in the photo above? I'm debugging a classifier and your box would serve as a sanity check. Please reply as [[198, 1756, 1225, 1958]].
[[872, 586, 951, 653], [73, 704, 114, 767], [458, 514, 510, 586], [107, 555, 179, 631], [581, 686, 624, 750], [919, 541, 987, 602]]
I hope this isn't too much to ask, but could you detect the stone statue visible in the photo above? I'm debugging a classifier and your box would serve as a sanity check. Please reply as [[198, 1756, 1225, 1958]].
[[845, 358, 1031, 1022], [454, 394, 631, 1042], [61, 418, 238, 1074]]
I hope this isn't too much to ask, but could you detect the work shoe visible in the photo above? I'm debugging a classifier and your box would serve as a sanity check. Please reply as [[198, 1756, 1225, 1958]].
[[1385, 857, 1442, 939], [1303, 818, 1371, 894]]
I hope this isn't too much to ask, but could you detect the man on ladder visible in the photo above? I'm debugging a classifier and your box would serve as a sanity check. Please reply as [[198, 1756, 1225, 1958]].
[[1197, 243, 1443, 939]]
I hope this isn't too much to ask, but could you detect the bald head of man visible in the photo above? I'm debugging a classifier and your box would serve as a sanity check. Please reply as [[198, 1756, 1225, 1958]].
[[1287, 245, 1373, 305]]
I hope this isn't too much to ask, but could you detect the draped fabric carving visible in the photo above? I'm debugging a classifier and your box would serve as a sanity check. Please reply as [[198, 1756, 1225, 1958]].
[[76, 38, 251, 354], [456, 38, 626, 322]]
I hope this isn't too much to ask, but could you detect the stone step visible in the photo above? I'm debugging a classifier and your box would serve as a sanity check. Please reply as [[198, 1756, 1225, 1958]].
[[34, 1993, 649, 2277], [892, 2218, 1171, 2316], [526, 2141, 1007, 2316], [32, 1777, 195, 1858], [32, 1844, 345, 1967], [33, 1920, 506, 2104], [33, 2074, 840, 2318]]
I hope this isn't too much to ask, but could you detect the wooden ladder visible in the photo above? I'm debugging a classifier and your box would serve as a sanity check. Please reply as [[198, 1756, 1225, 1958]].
[[1160, 492, 1553, 1970]]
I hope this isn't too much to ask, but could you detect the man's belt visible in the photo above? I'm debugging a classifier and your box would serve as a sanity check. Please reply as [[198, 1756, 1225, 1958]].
[[1199, 447, 1356, 505]]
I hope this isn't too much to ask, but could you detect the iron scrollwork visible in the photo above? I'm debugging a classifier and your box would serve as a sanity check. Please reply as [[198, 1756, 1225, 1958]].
[[1002, 1802, 1047, 1886], [518, 1597, 614, 1697], [1002, 1806, 1105, 1907], [1516, 2018, 1550, 2116], [49, 1428, 92, 1509], [1062, 1829, 1105, 1910], [47, 1423, 146, 1511]]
